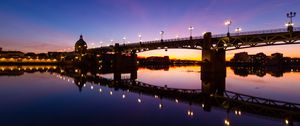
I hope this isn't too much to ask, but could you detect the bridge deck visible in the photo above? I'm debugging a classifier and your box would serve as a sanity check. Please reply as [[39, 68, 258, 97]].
[[90, 27, 300, 52]]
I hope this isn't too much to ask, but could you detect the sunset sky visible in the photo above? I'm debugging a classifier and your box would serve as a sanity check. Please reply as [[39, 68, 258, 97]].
[[0, 0, 300, 60]]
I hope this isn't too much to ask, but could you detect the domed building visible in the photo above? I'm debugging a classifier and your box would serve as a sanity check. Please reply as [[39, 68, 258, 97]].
[[75, 35, 87, 54]]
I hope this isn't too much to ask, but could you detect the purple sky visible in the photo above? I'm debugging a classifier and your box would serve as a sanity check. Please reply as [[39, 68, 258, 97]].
[[0, 0, 299, 59]]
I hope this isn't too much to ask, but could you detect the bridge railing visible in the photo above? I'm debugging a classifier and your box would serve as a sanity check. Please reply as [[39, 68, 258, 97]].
[[212, 27, 300, 38], [145, 27, 299, 44], [106, 27, 300, 48]]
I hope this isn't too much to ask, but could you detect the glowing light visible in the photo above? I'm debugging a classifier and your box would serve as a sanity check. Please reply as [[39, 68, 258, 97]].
[[234, 110, 242, 116], [224, 20, 232, 26], [110, 91, 113, 95], [235, 27, 242, 33], [188, 26, 194, 31], [91, 86, 93, 90], [99, 88, 102, 92], [159, 103, 163, 109], [285, 119, 289, 125], [285, 22, 294, 27], [224, 119, 230, 126], [122, 94, 126, 99], [175, 99, 179, 103], [187, 110, 194, 116], [137, 98, 141, 103]]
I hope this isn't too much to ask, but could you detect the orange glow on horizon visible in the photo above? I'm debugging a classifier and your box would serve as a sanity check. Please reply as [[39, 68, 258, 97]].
[[138, 45, 300, 61]]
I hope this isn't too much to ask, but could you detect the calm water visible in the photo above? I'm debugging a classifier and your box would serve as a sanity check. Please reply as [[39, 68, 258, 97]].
[[0, 65, 299, 126]]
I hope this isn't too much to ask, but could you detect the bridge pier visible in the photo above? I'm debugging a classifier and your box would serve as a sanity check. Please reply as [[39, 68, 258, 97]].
[[111, 43, 137, 81], [201, 32, 226, 111]]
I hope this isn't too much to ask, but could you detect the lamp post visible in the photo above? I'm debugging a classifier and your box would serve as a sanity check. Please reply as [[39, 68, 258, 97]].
[[123, 36, 126, 45], [188, 26, 194, 39], [110, 39, 114, 46], [287, 11, 296, 23], [138, 34, 142, 44], [91, 43, 95, 48], [160, 31, 164, 42], [225, 20, 232, 37], [286, 12, 296, 32], [99, 41, 103, 47]]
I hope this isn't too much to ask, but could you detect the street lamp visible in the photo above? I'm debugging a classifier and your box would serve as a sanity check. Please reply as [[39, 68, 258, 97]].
[[287, 11, 296, 23], [285, 22, 294, 27], [122, 36, 126, 45], [188, 26, 194, 39], [110, 39, 114, 45], [235, 27, 242, 35], [160, 31, 164, 42], [225, 20, 232, 37], [99, 41, 103, 47], [91, 43, 95, 48], [286, 12, 296, 32], [138, 34, 142, 42]]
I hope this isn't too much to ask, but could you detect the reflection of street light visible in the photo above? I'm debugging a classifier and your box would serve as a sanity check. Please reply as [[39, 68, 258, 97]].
[[225, 20, 232, 37], [224, 110, 231, 126], [159, 97, 163, 109], [188, 26, 194, 39], [224, 119, 230, 126], [187, 104, 194, 117], [285, 119, 290, 125], [137, 93, 142, 103]]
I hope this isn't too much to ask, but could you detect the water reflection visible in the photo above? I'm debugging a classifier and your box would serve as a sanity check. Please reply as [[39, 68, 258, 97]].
[[231, 66, 300, 77], [0, 65, 300, 125]]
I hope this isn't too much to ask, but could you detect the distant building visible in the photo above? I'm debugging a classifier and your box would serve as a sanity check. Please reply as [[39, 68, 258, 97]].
[[230, 52, 286, 66], [0, 47, 2, 52], [139, 56, 170, 65], [230, 52, 249, 63], [24, 52, 37, 58], [250, 52, 267, 65], [283, 57, 300, 65], [266, 53, 283, 66], [75, 35, 87, 54], [0, 51, 24, 58]]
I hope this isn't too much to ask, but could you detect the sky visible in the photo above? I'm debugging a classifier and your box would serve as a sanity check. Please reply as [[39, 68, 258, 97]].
[[0, 0, 300, 60]]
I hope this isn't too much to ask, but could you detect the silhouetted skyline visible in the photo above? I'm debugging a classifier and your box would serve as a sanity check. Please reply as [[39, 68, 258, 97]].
[[0, 0, 300, 60]]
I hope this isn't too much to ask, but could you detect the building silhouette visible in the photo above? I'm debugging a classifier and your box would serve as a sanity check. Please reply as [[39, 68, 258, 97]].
[[75, 35, 87, 54]]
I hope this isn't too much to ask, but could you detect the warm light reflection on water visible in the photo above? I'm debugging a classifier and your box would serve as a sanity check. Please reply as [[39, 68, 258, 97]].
[[97, 65, 300, 103], [0, 65, 299, 126], [137, 66, 201, 89]]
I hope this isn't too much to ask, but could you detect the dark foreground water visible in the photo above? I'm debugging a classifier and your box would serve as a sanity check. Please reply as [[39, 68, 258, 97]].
[[0, 65, 299, 126]]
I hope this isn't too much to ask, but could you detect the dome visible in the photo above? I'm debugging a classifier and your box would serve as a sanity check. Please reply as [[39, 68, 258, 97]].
[[75, 35, 87, 54], [75, 35, 87, 47]]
